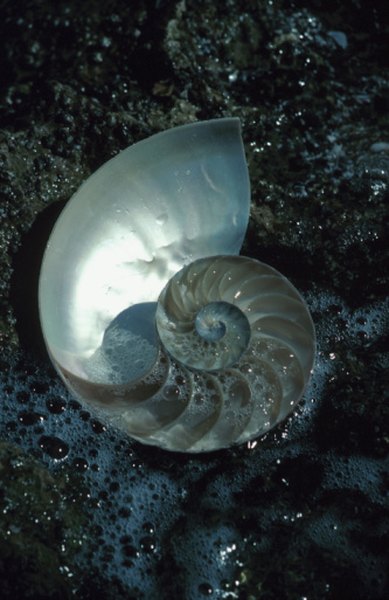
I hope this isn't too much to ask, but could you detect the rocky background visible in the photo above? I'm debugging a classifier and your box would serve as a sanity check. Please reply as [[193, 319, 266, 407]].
[[0, 1, 388, 598]]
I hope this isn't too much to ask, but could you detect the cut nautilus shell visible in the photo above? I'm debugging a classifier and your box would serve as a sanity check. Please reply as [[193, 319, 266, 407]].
[[39, 118, 315, 452]]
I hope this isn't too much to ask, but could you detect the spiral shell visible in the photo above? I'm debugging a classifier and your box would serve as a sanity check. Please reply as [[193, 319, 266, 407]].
[[39, 118, 315, 452]]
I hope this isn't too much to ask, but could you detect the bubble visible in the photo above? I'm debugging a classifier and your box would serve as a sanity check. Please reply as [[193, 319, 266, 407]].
[[17, 411, 45, 426], [155, 212, 168, 226], [38, 435, 70, 460], [46, 396, 67, 414]]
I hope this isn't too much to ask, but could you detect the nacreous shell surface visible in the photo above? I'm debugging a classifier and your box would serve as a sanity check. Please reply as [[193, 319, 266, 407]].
[[39, 118, 250, 386]]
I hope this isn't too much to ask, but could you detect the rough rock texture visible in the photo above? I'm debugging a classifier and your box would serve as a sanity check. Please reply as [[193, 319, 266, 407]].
[[0, 1, 388, 599], [0, 442, 89, 599]]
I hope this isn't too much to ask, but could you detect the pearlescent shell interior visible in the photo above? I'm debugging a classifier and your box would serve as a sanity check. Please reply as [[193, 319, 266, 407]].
[[39, 118, 250, 385]]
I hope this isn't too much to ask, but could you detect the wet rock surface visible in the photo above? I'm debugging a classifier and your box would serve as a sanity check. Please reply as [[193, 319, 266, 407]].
[[0, 1, 388, 598]]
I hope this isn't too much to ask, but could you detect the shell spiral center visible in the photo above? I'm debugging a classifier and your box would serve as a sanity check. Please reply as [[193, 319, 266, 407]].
[[157, 288, 251, 371]]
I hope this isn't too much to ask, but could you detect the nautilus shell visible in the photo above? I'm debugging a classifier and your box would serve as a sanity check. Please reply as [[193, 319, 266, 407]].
[[39, 118, 315, 453]]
